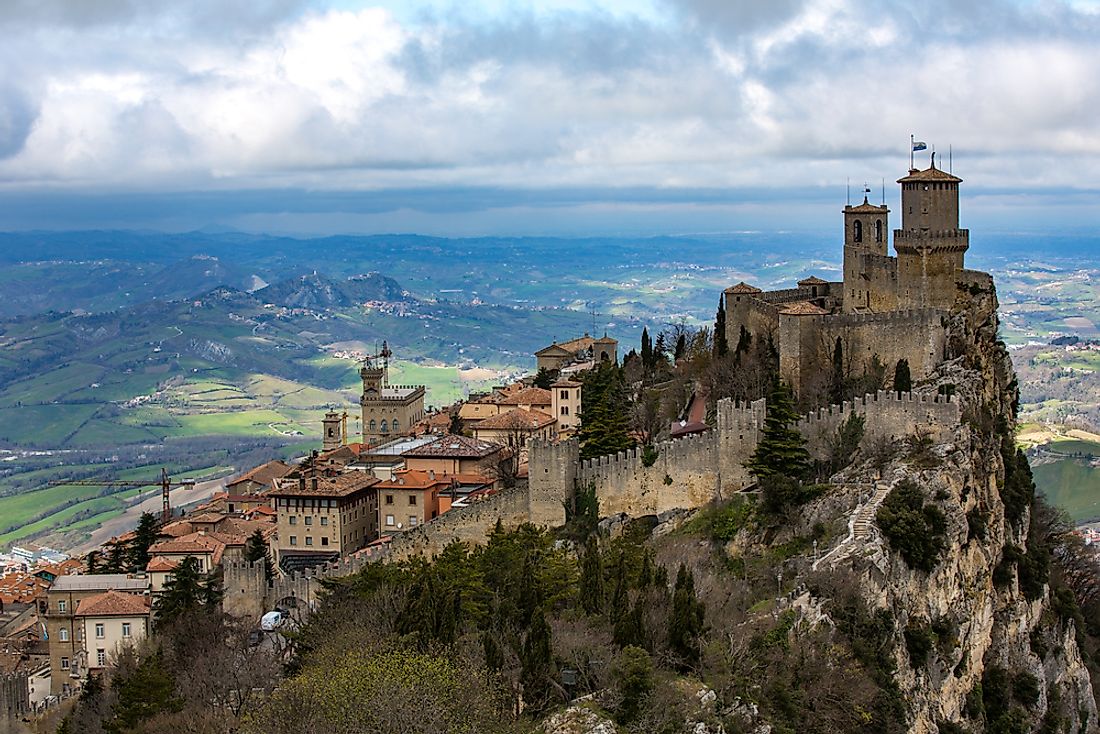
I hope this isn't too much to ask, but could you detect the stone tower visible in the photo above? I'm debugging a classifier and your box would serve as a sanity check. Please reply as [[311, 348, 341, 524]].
[[842, 196, 892, 313], [895, 164, 968, 309], [322, 410, 342, 451]]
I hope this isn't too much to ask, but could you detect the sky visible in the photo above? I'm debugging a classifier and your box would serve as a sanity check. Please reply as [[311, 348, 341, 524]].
[[0, 0, 1097, 236]]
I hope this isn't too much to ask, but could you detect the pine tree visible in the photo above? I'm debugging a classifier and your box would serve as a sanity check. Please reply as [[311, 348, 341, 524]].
[[829, 336, 846, 405], [745, 380, 811, 481], [637, 550, 653, 589], [243, 529, 274, 582], [653, 332, 668, 366], [520, 609, 554, 714], [107, 650, 180, 731], [85, 550, 100, 574], [517, 553, 542, 627], [894, 358, 912, 395], [713, 299, 729, 357], [153, 556, 216, 628], [533, 367, 557, 390], [668, 564, 705, 670], [640, 327, 653, 370], [104, 539, 127, 573], [579, 535, 605, 615], [613, 596, 646, 650], [608, 553, 627, 625]]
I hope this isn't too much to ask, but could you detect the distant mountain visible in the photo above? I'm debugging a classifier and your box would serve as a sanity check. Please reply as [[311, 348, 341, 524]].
[[141, 255, 251, 301], [255, 272, 409, 310]]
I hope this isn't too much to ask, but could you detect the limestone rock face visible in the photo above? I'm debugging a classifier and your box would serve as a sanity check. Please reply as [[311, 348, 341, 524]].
[[539, 706, 618, 734], [834, 280, 1098, 732]]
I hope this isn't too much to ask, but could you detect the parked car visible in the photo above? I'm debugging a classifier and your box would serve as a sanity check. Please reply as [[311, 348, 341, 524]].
[[260, 610, 285, 631]]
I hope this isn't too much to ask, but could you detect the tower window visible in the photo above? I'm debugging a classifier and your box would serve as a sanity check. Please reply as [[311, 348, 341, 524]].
[[369, 419, 376, 431], [853, 220, 863, 243], [875, 220, 883, 242]]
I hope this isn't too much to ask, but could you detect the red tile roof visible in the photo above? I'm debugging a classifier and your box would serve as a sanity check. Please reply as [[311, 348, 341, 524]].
[[725, 282, 762, 295], [226, 460, 293, 489], [897, 165, 962, 184], [476, 408, 556, 431], [499, 387, 553, 406], [403, 434, 503, 459], [269, 472, 379, 498], [75, 590, 150, 617], [779, 301, 828, 316], [145, 556, 178, 573]]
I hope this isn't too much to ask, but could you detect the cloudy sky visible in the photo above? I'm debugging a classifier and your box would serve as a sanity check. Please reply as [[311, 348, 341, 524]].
[[0, 0, 1097, 235]]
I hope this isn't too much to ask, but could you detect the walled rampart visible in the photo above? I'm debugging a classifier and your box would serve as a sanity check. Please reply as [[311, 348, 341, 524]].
[[797, 390, 960, 461], [0, 672, 29, 721]]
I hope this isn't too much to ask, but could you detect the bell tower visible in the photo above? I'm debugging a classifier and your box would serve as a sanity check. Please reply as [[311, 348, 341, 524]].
[[842, 194, 891, 313], [322, 410, 342, 451]]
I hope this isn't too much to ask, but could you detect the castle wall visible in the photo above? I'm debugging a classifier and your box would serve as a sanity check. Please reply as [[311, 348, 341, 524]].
[[843, 249, 899, 313], [0, 672, 29, 722], [716, 398, 766, 489], [796, 390, 961, 462], [725, 294, 780, 357]]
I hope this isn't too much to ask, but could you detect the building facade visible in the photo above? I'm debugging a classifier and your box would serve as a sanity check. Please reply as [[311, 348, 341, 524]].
[[74, 591, 151, 678], [359, 353, 426, 445], [269, 473, 380, 572]]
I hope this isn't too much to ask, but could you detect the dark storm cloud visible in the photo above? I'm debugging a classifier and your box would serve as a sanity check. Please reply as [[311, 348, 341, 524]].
[[0, 86, 37, 159]]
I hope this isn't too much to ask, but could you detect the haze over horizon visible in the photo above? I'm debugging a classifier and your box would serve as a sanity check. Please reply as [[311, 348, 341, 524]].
[[0, 0, 1098, 236]]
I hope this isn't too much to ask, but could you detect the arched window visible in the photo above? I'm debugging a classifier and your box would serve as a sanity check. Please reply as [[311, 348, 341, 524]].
[[380, 419, 389, 433], [369, 419, 376, 432], [853, 220, 863, 243], [875, 219, 883, 242]]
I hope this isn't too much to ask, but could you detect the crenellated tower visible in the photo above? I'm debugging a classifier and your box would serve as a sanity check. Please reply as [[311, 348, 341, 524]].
[[894, 164, 968, 309], [842, 196, 893, 313]]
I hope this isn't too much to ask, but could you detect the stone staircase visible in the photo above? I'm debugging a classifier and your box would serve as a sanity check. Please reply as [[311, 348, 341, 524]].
[[812, 482, 892, 571]]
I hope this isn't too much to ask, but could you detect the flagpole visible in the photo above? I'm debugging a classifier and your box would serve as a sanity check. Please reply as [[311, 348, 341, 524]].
[[910, 134, 914, 171]]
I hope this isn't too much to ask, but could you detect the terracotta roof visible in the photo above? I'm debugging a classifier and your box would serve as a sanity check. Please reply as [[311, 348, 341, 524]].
[[148, 532, 227, 566], [146, 556, 178, 572], [845, 197, 888, 213], [499, 387, 553, 406], [897, 165, 962, 184], [725, 282, 762, 295], [551, 379, 582, 388], [74, 590, 150, 617], [779, 302, 828, 316], [536, 334, 599, 356], [376, 470, 457, 491], [187, 512, 224, 525], [227, 460, 292, 489], [269, 472, 379, 498], [797, 275, 830, 285], [475, 408, 556, 431], [403, 434, 503, 459]]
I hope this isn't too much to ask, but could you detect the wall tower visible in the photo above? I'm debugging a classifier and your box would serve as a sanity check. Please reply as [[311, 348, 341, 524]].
[[842, 195, 892, 313], [894, 163, 968, 309]]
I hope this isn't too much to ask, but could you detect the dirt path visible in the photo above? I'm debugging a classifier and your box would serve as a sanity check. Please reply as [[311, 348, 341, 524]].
[[73, 474, 230, 554]]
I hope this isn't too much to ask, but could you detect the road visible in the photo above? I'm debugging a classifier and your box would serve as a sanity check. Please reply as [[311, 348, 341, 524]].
[[73, 474, 230, 554]]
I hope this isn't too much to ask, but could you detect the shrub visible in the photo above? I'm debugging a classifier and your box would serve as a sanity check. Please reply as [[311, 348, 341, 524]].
[[641, 444, 659, 468], [1000, 444, 1035, 527], [611, 645, 654, 725], [876, 480, 948, 572], [905, 621, 936, 668], [710, 498, 754, 542], [1012, 671, 1040, 710], [759, 475, 823, 518], [966, 508, 987, 542]]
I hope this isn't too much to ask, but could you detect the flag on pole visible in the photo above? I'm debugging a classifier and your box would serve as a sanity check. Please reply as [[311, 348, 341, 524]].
[[912, 140, 928, 152]]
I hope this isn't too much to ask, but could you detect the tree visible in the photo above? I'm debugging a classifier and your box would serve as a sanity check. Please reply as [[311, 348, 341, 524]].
[[107, 649, 181, 732], [153, 556, 221, 628], [104, 539, 127, 574], [745, 380, 811, 481], [668, 564, 705, 670], [579, 535, 605, 615], [713, 299, 729, 358], [611, 646, 654, 725], [243, 529, 274, 582], [577, 362, 634, 460], [641, 327, 654, 371], [520, 609, 555, 715], [893, 358, 912, 395], [630, 388, 664, 446], [85, 550, 101, 574], [128, 512, 160, 572], [830, 337, 846, 405], [876, 480, 947, 572], [674, 333, 687, 362], [449, 411, 464, 435], [533, 367, 557, 390]]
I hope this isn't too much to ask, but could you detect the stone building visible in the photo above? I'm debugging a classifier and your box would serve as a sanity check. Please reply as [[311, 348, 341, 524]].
[[268, 472, 380, 572], [551, 379, 582, 436], [73, 591, 151, 679], [535, 333, 618, 372], [723, 161, 971, 400], [359, 348, 425, 446]]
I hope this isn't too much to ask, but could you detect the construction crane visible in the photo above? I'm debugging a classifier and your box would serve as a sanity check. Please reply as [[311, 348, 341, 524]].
[[48, 468, 197, 523]]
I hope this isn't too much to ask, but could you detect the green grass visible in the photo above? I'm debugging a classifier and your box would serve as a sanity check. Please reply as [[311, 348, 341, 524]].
[[0, 404, 101, 446], [174, 409, 305, 437], [1034, 459, 1100, 523], [1046, 439, 1100, 457]]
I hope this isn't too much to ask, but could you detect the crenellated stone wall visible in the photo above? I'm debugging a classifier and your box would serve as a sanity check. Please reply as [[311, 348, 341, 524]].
[[0, 671, 29, 723]]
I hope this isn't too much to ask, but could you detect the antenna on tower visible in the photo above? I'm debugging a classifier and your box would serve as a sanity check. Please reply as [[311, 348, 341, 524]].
[[881, 178, 885, 205], [949, 145, 953, 174], [846, 178, 850, 206]]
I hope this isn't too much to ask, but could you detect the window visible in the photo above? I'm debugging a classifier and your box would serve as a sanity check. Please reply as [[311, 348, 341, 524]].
[[122, 623, 131, 638], [853, 219, 863, 242], [875, 219, 883, 242], [561, 406, 569, 416], [61, 657, 70, 671], [369, 419, 376, 431], [385, 495, 394, 505], [59, 627, 69, 642], [304, 516, 312, 525], [58, 600, 66, 613], [385, 514, 395, 527], [321, 537, 329, 547], [289, 516, 297, 525], [305, 536, 313, 546], [289, 536, 297, 546], [409, 516, 418, 527], [320, 516, 328, 526], [95, 623, 104, 639], [381, 420, 388, 432], [408, 495, 417, 506], [96, 649, 106, 667]]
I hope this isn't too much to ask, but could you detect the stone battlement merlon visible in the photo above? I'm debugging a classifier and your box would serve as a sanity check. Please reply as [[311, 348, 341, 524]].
[[759, 286, 818, 305], [824, 308, 943, 327], [894, 228, 969, 239]]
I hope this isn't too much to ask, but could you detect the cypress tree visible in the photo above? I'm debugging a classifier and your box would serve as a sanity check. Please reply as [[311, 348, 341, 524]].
[[668, 564, 705, 670], [733, 325, 751, 363], [640, 327, 653, 370], [243, 529, 274, 582], [85, 550, 100, 574], [637, 550, 653, 589], [579, 535, 605, 615], [577, 362, 634, 460], [674, 333, 686, 362], [614, 596, 646, 650], [517, 553, 542, 627], [745, 380, 811, 480], [128, 512, 160, 573], [104, 540, 127, 573], [830, 336, 846, 405], [608, 553, 627, 625], [894, 358, 912, 395], [520, 609, 554, 714], [714, 299, 729, 357]]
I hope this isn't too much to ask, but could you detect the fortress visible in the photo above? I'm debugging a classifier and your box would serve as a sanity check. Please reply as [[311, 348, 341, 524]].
[[725, 161, 981, 400]]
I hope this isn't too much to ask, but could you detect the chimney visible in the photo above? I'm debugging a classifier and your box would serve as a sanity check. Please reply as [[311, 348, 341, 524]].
[[311, 477, 319, 492], [428, 470, 435, 481], [299, 475, 305, 491]]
